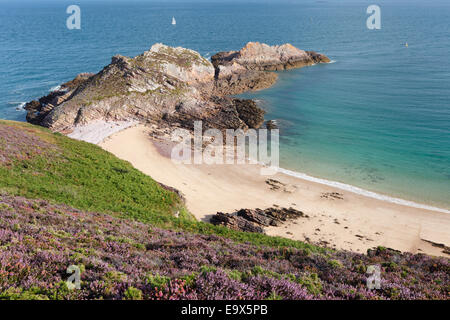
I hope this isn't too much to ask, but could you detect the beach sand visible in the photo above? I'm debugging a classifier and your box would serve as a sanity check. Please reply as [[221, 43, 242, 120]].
[[100, 124, 450, 257], [68, 120, 137, 144]]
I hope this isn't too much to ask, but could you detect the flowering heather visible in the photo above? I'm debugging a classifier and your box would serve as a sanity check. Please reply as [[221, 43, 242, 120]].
[[0, 194, 448, 300], [0, 123, 58, 164]]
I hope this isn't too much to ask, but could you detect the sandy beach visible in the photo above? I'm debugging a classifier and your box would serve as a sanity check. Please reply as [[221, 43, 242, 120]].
[[99, 124, 450, 257]]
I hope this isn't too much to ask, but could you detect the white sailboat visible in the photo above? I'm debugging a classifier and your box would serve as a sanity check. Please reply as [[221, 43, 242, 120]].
[[172, 17, 176, 25]]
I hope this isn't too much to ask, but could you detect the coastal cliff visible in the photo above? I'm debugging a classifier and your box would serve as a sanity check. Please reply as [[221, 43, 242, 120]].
[[212, 42, 330, 95], [25, 42, 329, 134]]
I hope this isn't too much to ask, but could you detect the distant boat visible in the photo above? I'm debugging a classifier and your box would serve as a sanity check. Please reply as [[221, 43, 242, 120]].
[[172, 17, 176, 25]]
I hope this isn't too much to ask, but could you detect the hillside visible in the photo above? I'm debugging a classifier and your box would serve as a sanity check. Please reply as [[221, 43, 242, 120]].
[[0, 120, 322, 249], [1, 194, 448, 300], [0, 120, 448, 300], [0, 120, 186, 223]]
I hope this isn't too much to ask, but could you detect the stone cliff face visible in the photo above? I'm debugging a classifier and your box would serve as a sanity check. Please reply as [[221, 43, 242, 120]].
[[211, 42, 330, 95], [25, 42, 329, 133], [213, 42, 330, 71]]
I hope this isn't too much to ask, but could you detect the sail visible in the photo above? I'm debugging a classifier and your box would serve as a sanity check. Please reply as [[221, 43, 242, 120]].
[[172, 17, 176, 25]]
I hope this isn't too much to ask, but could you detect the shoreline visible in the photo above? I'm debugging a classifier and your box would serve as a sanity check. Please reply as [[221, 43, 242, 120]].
[[45, 119, 450, 215], [99, 124, 450, 257], [276, 167, 450, 214]]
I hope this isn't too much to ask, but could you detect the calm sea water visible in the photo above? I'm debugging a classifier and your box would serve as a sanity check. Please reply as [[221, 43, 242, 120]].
[[1, 0, 449, 209]]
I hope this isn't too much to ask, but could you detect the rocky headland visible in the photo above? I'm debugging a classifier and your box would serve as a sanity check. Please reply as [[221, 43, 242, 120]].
[[212, 42, 330, 95], [25, 42, 330, 135]]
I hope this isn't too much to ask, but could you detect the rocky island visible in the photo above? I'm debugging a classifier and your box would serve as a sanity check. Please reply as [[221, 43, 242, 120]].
[[24, 42, 330, 135]]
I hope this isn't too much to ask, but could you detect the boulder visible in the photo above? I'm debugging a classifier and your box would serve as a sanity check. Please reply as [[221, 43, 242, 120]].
[[210, 207, 307, 233], [210, 212, 264, 233]]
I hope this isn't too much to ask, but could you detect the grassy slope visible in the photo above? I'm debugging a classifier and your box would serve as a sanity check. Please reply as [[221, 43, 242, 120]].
[[0, 120, 320, 252], [0, 121, 448, 300], [1, 194, 447, 300]]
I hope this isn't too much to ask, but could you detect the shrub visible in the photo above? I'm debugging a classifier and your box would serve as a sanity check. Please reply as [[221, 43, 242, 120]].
[[124, 287, 143, 300]]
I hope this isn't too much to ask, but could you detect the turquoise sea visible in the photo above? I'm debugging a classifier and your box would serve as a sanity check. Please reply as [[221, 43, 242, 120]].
[[0, 0, 449, 210]]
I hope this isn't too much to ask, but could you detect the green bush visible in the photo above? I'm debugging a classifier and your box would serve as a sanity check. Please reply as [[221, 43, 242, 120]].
[[124, 287, 143, 300]]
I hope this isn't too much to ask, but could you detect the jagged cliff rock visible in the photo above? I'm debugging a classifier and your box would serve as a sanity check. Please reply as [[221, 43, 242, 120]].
[[210, 212, 265, 233], [25, 73, 94, 125], [25, 44, 261, 133], [212, 42, 330, 71], [25, 42, 329, 133], [211, 42, 330, 95]]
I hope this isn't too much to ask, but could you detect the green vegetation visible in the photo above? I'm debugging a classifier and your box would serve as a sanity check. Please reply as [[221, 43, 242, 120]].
[[0, 120, 182, 223], [155, 45, 212, 68], [328, 259, 344, 269], [124, 287, 143, 300], [0, 120, 323, 253], [145, 274, 171, 289], [0, 189, 447, 300]]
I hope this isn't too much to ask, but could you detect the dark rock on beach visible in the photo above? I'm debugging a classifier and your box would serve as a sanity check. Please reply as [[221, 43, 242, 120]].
[[210, 207, 307, 233], [210, 212, 265, 233]]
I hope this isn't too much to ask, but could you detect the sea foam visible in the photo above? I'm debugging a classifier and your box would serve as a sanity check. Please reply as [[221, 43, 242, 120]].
[[49, 85, 61, 92], [277, 166, 450, 214], [8, 102, 26, 110]]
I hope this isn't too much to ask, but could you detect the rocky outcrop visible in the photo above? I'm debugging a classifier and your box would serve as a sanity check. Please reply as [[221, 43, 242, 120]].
[[211, 42, 330, 95], [25, 44, 262, 133], [265, 120, 278, 130], [212, 66, 278, 96], [25, 42, 329, 134], [210, 212, 265, 233], [233, 99, 265, 129], [210, 207, 308, 233], [212, 42, 330, 71], [25, 73, 94, 125]]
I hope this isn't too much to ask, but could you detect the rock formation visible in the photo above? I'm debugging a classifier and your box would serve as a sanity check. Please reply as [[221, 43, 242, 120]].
[[210, 212, 265, 233], [210, 207, 308, 233], [213, 42, 330, 71], [211, 42, 330, 95], [25, 42, 329, 134]]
